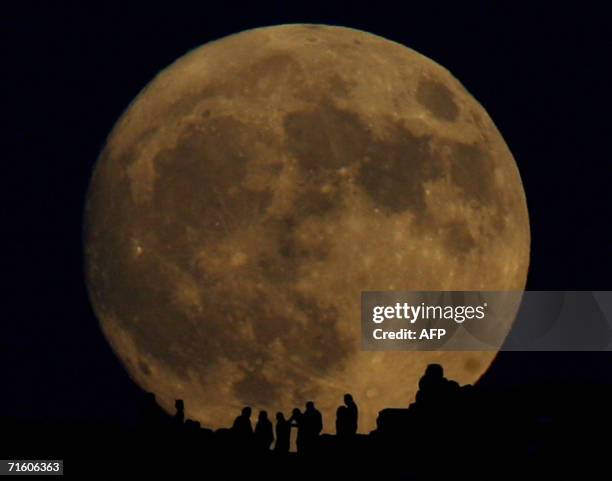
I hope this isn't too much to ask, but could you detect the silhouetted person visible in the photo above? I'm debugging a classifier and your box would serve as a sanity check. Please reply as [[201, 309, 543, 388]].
[[173, 399, 185, 427], [232, 406, 253, 450], [336, 405, 349, 438], [416, 363, 463, 412], [232, 406, 253, 435], [421, 363, 444, 382], [344, 393, 358, 435], [417, 363, 446, 406], [275, 412, 290, 454], [302, 401, 323, 455], [254, 410, 274, 452], [289, 408, 304, 453]]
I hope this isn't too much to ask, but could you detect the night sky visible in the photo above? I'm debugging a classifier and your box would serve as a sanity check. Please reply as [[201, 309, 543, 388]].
[[4, 2, 611, 425]]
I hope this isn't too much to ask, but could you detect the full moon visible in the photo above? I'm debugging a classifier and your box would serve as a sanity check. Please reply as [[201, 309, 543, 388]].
[[84, 25, 530, 433]]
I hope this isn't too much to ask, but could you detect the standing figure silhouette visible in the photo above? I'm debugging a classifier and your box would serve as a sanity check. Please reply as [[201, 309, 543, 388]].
[[254, 410, 274, 452], [173, 399, 185, 428], [336, 405, 349, 438], [302, 401, 323, 455], [344, 393, 358, 435], [274, 412, 290, 454], [289, 408, 304, 453], [231, 406, 254, 451]]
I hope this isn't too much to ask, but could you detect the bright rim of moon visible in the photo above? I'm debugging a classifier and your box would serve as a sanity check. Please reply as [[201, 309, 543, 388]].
[[84, 24, 530, 433]]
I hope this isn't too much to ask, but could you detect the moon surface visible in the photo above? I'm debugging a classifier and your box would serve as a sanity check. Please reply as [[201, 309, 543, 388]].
[[84, 24, 530, 433]]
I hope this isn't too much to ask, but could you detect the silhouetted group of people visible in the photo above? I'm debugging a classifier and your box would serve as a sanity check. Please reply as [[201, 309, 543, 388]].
[[167, 365, 473, 459], [166, 363, 474, 462], [39, 362, 605, 478], [225, 395, 359, 455]]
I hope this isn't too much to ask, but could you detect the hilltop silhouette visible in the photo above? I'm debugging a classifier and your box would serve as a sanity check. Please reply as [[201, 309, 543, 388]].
[[3, 363, 611, 479]]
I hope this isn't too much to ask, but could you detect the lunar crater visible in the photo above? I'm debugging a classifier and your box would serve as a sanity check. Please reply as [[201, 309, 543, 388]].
[[416, 77, 460, 121]]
